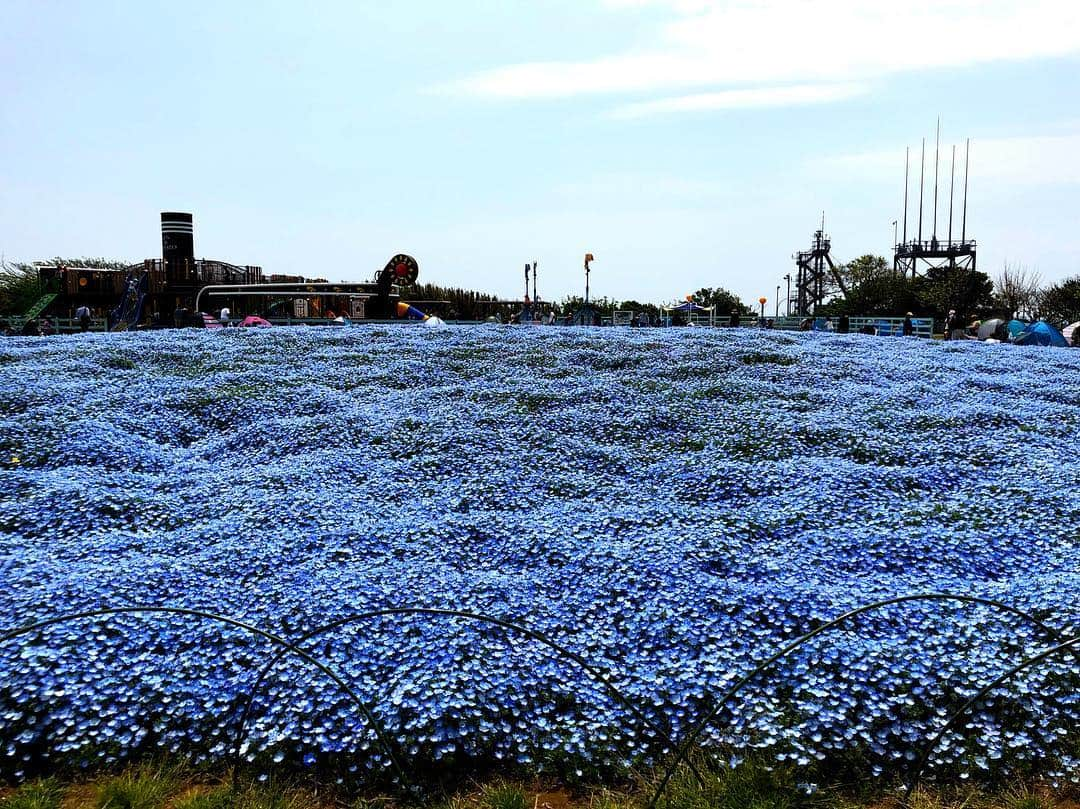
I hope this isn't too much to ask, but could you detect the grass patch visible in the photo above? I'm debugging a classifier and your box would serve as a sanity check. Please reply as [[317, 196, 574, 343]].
[[94, 763, 181, 809], [478, 782, 530, 809], [172, 787, 233, 809], [739, 352, 798, 366], [516, 393, 558, 414], [2, 757, 1076, 809], [678, 437, 707, 451], [590, 356, 640, 371], [646, 758, 819, 809], [103, 355, 136, 370], [0, 779, 64, 809]]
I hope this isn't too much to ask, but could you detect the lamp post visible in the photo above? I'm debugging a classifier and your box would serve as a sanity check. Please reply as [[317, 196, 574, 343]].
[[578, 252, 594, 326], [784, 274, 791, 317], [775, 285, 780, 318], [584, 253, 593, 305]]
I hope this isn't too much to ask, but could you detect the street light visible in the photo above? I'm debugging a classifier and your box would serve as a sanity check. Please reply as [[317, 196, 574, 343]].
[[783, 274, 791, 317], [584, 253, 594, 305], [775, 285, 780, 318]]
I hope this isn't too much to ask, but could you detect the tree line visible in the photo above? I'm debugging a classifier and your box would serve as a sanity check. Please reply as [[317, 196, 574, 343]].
[[404, 284, 754, 323], [815, 256, 1080, 325], [4, 256, 1078, 327]]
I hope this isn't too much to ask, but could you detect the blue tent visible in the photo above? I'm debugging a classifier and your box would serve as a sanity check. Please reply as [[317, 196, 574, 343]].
[[1006, 319, 1026, 338], [1013, 320, 1068, 347]]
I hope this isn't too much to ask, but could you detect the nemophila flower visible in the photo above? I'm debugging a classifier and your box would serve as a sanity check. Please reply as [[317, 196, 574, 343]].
[[0, 326, 1077, 781]]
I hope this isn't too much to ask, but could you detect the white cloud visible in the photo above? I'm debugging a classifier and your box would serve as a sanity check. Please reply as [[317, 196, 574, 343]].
[[444, 0, 1080, 99], [606, 82, 867, 118]]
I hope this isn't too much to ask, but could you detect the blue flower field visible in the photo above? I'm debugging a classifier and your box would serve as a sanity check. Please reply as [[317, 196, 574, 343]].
[[0, 326, 1077, 784]]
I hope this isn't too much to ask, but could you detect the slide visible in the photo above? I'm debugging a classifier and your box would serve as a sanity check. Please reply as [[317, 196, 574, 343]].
[[108, 270, 149, 331], [396, 301, 444, 327]]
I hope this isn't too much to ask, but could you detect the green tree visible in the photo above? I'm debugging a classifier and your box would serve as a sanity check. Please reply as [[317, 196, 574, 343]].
[[914, 265, 995, 320], [47, 256, 131, 270], [617, 300, 663, 321], [0, 260, 46, 316], [1038, 275, 1080, 325], [848, 276, 918, 316], [839, 254, 892, 288], [690, 287, 753, 315], [816, 255, 917, 316], [402, 282, 507, 320]]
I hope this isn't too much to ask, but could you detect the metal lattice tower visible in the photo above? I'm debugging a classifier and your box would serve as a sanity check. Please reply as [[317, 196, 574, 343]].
[[792, 216, 848, 316]]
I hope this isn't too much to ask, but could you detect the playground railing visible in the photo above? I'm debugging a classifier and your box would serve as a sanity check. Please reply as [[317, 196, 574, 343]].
[[11, 316, 937, 336]]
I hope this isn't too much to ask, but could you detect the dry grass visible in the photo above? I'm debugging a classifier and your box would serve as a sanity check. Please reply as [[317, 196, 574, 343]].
[[1, 761, 1077, 809]]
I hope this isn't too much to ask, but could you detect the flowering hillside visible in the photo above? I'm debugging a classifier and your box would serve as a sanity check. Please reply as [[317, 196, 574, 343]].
[[0, 326, 1077, 783]]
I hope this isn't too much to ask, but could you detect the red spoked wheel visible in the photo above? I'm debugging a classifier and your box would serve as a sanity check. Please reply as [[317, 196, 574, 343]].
[[382, 254, 419, 286]]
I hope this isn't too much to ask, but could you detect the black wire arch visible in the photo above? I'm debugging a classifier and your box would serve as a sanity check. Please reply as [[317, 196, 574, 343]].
[[905, 634, 1080, 797], [230, 606, 706, 791], [646, 592, 1072, 809], [0, 606, 406, 784]]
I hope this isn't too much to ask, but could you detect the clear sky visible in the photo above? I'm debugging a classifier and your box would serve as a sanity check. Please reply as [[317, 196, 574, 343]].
[[2, 1, 1079, 308]]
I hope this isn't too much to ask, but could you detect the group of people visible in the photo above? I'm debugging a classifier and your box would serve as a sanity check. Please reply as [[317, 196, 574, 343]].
[[792, 312, 921, 336]]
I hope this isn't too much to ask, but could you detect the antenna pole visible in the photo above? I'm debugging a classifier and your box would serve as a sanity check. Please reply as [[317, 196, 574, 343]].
[[532, 261, 537, 302], [918, 138, 925, 244], [932, 117, 940, 242], [961, 138, 970, 244], [902, 147, 909, 244], [948, 144, 956, 244]]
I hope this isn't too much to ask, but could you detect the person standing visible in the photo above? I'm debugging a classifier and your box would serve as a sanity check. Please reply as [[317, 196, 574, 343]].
[[943, 309, 957, 340], [219, 306, 231, 328], [902, 312, 914, 337], [75, 304, 92, 332]]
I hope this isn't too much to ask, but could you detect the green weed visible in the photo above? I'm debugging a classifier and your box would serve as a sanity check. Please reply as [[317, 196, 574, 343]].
[[0, 779, 65, 809], [94, 764, 181, 809], [103, 355, 136, 370], [739, 352, 798, 366], [173, 786, 234, 809], [478, 782, 529, 809]]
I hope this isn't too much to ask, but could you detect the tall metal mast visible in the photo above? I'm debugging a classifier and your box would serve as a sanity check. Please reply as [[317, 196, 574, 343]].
[[961, 138, 970, 243], [932, 118, 940, 242], [948, 144, 956, 244], [917, 138, 925, 244], [902, 147, 910, 244]]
